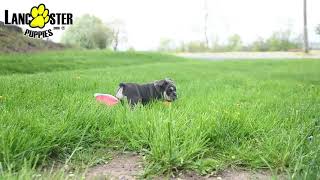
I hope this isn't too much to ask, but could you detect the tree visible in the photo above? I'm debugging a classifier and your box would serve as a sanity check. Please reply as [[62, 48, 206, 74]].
[[178, 41, 186, 52], [316, 24, 320, 35], [251, 37, 268, 51], [186, 41, 207, 52], [227, 34, 243, 51], [61, 14, 113, 49], [203, 0, 209, 48], [210, 36, 224, 52], [265, 30, 300, 51], [158, 38, 176, 52], [303, 0, 309, 53], [108, 19, 127, 51]]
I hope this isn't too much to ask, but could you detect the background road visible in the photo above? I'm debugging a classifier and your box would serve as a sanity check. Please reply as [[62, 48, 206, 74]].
[[177, 51, 320, 60]]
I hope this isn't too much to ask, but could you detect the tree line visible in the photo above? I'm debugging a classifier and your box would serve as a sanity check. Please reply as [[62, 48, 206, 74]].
[[61, 14, 319, 52], [158, 30, 311, 53]]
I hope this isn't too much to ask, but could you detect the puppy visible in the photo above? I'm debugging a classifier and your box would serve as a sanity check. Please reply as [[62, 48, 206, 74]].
[[115, 78, 177, 106]]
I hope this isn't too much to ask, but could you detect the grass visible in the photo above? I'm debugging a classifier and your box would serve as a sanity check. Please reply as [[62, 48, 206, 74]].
[[0, 50, 319, 179]]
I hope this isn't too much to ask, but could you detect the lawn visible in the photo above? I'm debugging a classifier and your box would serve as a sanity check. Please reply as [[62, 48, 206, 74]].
[[0, 50, 319, 179]]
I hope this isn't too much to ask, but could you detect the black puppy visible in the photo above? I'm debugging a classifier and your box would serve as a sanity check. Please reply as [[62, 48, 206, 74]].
[[115, 78, 177, 106]]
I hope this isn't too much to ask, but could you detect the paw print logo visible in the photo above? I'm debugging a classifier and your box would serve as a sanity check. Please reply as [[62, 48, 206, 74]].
[[29, 4, 50, 29]]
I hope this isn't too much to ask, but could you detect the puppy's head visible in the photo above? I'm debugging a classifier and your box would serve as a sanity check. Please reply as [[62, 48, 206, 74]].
[[154, 78, 177, 102]]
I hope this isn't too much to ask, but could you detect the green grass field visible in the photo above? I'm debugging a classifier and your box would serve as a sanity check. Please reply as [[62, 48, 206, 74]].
[[0, 50, 319, 179]]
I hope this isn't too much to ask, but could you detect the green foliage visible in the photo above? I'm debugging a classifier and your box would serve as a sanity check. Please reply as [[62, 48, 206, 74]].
[[249, 32, 301, 52], [185, 41, 208, 52], [158, 30, 301, 52], [61, 15, 113, 49], [265, 31, 300, 51], [158, 38, 176, 52], [0, 51, 320, 179], [251, 37, 269, 51], [226, 34, 243, 51]]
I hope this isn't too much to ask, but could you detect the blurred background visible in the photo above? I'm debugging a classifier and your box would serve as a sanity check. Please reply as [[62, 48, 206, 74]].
[[1, 0, 320, 53]]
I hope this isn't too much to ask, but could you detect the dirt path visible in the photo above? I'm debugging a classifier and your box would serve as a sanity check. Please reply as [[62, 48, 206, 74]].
[[85, 153, 286, 180], [86, 152, 143, 180]]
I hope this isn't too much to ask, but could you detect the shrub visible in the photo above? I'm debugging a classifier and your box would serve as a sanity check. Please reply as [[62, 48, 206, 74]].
[[61, 14, 113, 49]]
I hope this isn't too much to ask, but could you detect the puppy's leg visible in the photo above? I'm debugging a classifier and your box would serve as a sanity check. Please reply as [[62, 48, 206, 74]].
[[128, 96, 141, 107]]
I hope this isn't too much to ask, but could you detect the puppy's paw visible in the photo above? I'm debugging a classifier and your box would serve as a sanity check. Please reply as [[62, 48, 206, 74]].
[[163, 101, 171, 106]]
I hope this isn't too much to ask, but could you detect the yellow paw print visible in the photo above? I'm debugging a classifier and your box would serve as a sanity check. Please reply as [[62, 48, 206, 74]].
[[30, 4, 50, 28]]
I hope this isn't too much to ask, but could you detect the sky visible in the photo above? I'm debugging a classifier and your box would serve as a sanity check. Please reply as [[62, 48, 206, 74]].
[[1, 0, 320, 50]]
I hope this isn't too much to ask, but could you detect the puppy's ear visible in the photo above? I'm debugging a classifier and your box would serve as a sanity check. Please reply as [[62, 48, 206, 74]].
[[154, 78, 175, 91], [154, 80, 167, 92], [165, 78, 174, 84]]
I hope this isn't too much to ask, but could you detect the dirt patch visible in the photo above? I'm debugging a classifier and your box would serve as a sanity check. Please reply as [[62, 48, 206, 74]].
[[85, 152, 143, 180], [172, 169, 286, 180], [213, 169, 283, 180], [86, 153, 286, 180]]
